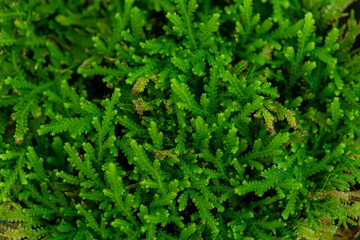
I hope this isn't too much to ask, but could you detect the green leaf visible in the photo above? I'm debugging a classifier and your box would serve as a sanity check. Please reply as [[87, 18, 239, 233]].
[[130, 7, 145, 44], [76, 204, 101, 235], [26, 147, 46, 181], [38, 116, 92, 138], [171, 78, 208, 116], [198, 13, 220, 47], [191, 192, 219, 234], [148, 121, 164, 150]]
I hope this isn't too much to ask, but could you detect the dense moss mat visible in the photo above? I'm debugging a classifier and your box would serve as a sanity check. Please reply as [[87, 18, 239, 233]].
[[1, 0, 360, 239]]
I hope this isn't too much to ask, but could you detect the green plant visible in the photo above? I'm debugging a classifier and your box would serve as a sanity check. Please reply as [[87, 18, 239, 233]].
[[1, 0, 360, 239]]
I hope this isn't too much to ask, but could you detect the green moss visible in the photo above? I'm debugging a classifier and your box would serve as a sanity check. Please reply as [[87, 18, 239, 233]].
[[1, 0, 360, 239]]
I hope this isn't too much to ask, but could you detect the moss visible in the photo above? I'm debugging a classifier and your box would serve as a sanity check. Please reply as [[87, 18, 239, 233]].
[[1, 0, 360, 239]]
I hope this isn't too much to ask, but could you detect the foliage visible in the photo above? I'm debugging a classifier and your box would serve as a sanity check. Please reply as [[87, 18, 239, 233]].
[[1, 0, 360, 239]]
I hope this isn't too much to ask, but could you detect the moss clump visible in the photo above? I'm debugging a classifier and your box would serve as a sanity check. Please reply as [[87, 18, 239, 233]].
[[1, 0, 360, 239]]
